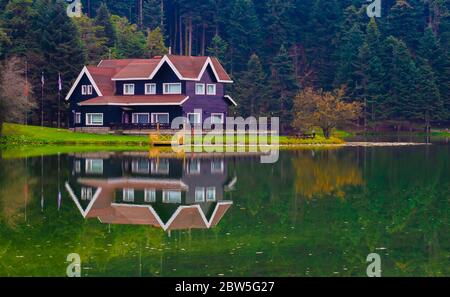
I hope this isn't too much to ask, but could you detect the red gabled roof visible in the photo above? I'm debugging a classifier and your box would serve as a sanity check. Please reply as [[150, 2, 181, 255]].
[[78, 95, 189, 106], [86, 66, 116, 96], [112, 58, 163, 80]]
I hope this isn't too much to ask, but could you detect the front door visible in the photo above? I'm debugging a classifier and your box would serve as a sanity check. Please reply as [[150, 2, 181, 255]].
[[122, 112, 130, 124]]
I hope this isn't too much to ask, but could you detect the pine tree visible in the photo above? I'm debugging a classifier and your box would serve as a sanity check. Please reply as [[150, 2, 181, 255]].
[[207, 34, 228, 64], [386, 0, 424, 50], [270, 45, 299, 128], [384, 36, 419, 121], [1, 0, 37, 56], [306, 0, 342, 90], [418, 27, 450, 120], [146, 27, 168, 58], [111, 15, 146, 58], [227, 0, 262, 73], [234, 54, 269, 117], [415, 58, 443, 129], [354, 18, 386, 123], [94, 2, 116, 48], [143, 0, 164, 30], [34, 0, 86, 126], [73, 15, 109, 64]]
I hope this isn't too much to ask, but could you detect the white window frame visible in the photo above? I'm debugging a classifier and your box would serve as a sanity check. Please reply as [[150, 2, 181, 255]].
[[195, 83, 205, 95], [74, 160, 81, 173], [123, 84, 135, 95], [144, 189, 156, 203], [132, 113, 150, 124], [123, 188, 135, 202], [206, 187, 216, 202], [145, 83, 156, 95], [81, 187, 93, 201], [85, 159, 103, 174], [187, 159, 201, 175], [195, 187, 205, 202], [86, 113, 103, 126], [207, 84, 216, 95], [210, 113, 224, 124], [131, 160, 150, 174], [75, 112, 81, 124], [163, 83, 182, 94], [151, 113, 170, 124], [81, 85, 93, 95], [162, 190, 182, 204], [151, 159, 170, 175], [211, 160, 224, 174], [187, 113, 201, 125]]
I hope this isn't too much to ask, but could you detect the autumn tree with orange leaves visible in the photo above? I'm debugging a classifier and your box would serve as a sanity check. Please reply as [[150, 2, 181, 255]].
[[293, 87, 362, 139]]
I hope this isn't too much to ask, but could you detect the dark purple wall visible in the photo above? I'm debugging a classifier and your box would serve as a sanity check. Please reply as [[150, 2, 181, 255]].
[[182, 66, 229, 120]]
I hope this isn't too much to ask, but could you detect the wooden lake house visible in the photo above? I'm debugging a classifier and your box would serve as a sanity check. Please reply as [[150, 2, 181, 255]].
[[65, 55, 237, 133]]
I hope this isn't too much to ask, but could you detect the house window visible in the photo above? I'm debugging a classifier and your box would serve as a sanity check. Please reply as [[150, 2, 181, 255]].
[[211, 160, 224, 174], [81, 85, 93, 95], [123, 188, 135, 202], [206, 187, 216, 202], [74, 160, 81, 173], [123, 84, 135, 95], [151, 113, 169, 124], [207, 84, 216, 95], [163, 83, 182, 94], [211, 113, 224, 124], [86, 113, 103, 126], [81, 187, 93, 200], [187, 159, 201, 175], [145, 83, 156, 95], [85, 159, 103, 174], [74, 113, 81, 124], [132, 160, 150, 174], [151, 159, 169, 175], [163, 190, 182, 204], [195, 83, 205, 95], [132, 113, 150, 124], [187, 113, 201, 125], [145, 189, 156, 203], [195, 187, 205, 202]]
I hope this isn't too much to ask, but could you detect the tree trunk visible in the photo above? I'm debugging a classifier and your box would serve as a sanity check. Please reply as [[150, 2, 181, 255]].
[[188, 17, 193, 56], [322, 127, 331, 139], [201, 23, 206, 56], [0, 120, 3, 137]]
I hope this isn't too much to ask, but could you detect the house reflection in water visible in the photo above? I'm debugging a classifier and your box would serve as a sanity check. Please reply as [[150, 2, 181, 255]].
[[65, 153, 236, 232]]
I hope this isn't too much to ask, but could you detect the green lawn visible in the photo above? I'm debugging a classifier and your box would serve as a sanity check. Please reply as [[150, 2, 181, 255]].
[[0, 123, 345, 146]]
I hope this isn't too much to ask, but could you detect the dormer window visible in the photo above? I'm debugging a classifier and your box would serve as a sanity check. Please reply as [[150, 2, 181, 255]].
[[195, 83, 205, 95], [163, 83, 182, 94], [145, 83, 156, 95], [81, 85, 93, 95], [207, 84, 216, 95], [123, 84, 135, 95]]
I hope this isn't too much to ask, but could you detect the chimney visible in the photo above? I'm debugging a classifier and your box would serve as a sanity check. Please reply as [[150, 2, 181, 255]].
[[168, 46, 172, 55]]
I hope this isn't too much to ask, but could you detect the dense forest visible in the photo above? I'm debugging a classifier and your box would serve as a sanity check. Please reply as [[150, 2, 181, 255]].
[[0, 0, 449, 131]]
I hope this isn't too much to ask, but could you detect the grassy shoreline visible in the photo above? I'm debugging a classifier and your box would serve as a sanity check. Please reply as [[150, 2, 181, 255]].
[[0, 123, 344, 146]]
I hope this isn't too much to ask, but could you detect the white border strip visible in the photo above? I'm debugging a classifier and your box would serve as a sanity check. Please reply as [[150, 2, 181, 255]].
[[65, 66, 103, 100]]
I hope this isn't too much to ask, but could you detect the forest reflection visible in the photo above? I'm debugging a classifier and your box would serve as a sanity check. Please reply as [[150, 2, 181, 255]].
[[293, 150, 363, 199]]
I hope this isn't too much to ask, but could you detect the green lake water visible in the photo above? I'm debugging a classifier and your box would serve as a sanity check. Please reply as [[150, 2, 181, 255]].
[[0, 144, 448, 277]]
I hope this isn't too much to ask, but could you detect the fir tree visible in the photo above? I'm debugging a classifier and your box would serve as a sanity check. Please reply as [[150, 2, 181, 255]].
[[146, 27, 168, 58], [111, 15, 146, 58], [1, 0, 37, 57], [207, 34, 228, 64], [234, 54, 269, 117], [94, 2, 116, 48], [227, 0, 262, 73], [269, 45, 299, 128], [415, 58, 443, 129], [73, 15, 109, 64]]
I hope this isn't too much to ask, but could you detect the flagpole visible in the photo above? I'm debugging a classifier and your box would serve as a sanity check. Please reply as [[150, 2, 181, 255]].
[[58, 73, 61, 129], [41, 72, 44, 127], [25, 60, 28, 126]]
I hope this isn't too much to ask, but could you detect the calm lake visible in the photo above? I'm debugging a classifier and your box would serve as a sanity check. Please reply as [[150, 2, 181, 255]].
[[0, 143, 448, 277]]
